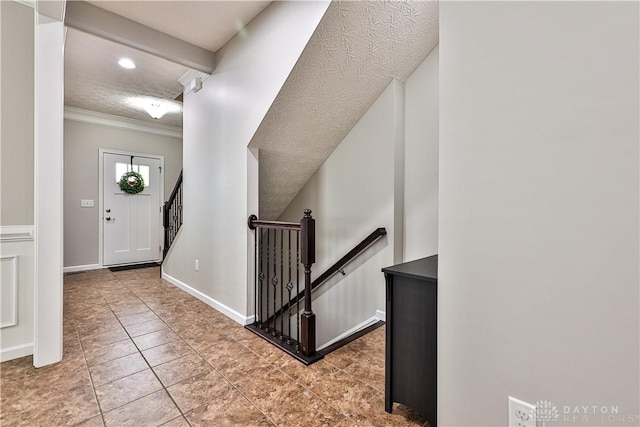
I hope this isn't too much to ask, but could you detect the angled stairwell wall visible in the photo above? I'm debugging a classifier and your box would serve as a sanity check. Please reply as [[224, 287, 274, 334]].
[[279, 47, 439, 349], [161, 1, 331, 323]]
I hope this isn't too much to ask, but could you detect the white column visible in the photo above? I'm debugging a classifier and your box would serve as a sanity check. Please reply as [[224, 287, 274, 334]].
[[34, 12, 64, 367]]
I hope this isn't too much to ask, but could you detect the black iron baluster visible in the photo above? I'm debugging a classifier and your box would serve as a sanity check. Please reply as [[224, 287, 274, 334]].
[[258, 230, 264, 325], [296, 229, 300, 352], [265, 228, 270, 332], [254, 225, 258, 325], [287, 230, 293, 344], [272, 227, 277, 337], [280, 229, 284, 340]]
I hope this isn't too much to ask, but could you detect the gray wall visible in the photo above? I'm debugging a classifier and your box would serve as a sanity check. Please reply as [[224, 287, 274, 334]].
[[1, 1, 34, 226], [279, 47, 439, 347], [64, 119, 182, 268], [439, 2, 639, 425], [404, 45, 438, 261], [162, 1, 330, 321]]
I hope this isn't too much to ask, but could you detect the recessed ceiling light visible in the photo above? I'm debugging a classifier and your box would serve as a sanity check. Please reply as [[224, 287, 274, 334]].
[[118, 58, 136, 69]]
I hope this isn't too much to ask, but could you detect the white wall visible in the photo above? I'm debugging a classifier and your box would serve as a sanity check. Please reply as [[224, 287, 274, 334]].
[[162, 1, 330, 322], [279, 82, 398, 347], [63, 118, 182, 268], [279, 47, 439, 347], [404, 45, 438, 261], [439, 2, 639, 425]]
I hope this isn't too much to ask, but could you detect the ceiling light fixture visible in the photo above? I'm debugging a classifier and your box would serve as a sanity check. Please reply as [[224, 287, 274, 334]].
[[128, 97, 181, 120], [118, 58, 136, 69], [143, 103, 169, 120]]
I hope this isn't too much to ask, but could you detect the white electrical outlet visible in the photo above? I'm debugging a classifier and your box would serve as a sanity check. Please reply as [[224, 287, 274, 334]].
[[509, 397, 537, 427], [194, 259, 199, 271]]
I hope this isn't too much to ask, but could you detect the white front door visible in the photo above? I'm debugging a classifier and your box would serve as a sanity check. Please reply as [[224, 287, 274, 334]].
[[103, 152, 162, 266]]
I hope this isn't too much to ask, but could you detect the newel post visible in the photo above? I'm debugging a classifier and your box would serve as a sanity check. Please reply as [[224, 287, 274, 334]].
[[300, 209, 316, 356]]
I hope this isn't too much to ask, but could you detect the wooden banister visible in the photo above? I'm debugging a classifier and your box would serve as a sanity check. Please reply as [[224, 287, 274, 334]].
[[268, 227, 387, 324], [311, 227, 387, 289], [248, 215, 301, 231]]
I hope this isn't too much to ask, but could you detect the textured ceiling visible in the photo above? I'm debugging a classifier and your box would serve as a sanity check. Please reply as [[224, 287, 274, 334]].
[[65, 28, 186, 127], [250, 1, 439, 220], [87, 1, 272, 52], [65, 1, 272, 127]]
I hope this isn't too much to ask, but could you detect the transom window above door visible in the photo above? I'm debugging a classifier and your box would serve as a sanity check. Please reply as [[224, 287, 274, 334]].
[[115, 163, 150, 187]]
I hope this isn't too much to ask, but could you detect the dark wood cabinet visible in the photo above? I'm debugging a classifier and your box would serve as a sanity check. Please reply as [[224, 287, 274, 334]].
[[382, 255, 438, 426]]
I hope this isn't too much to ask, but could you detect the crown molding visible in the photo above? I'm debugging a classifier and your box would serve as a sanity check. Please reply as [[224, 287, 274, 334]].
[[64, 107, 183, 138]]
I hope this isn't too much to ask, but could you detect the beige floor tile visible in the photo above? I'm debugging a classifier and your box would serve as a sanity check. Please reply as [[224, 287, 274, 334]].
[[95, 369, 163, 412], [103, 390, 180, 427], [184, 388, 265, 426], [142, 339, 195, 367], [160, 416, 191, 427], [197, 337, 254, 368], [74, 415, 106, 427], [342, 354, 385, 392], [271, 389, 345, 427], [20, 382, 100, 426], [89, 353, 149, 387], [133, 329, 181, 351], [23, 355, 90, 392], [80, 327, 129, 352], [117, 310, 160, 326], [124, 319, 168, 337], [216, 351, 273, 384], [323, 345, 358, 370], [84, 339, 138, 367], [279, 359, 340, 389], [310, 370, 379, 417], [166, 369, 233, 413], [0, 411, 21, 427], [348, 393, 427, 427], [6, 269, 395, 427], [152, 352, 212, 387]]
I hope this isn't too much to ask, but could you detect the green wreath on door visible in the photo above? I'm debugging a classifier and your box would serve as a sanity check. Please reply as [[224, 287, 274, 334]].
[[119, 171, 145, 194]]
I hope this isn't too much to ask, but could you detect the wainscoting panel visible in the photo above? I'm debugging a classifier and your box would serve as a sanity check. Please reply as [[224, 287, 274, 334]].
[[1, 255, 18, 328], [0, 225, 35, 362]]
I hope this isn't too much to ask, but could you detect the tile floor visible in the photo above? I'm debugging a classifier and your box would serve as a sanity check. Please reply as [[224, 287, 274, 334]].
[[0, 267, 429, 427]]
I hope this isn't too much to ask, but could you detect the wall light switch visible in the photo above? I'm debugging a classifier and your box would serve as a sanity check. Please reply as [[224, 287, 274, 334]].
[[81, 199, 94, 208]]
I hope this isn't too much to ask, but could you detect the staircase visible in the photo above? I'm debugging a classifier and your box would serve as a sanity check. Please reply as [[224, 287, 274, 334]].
[[163, 170, 183, 258], [247, 209, 387, 365]]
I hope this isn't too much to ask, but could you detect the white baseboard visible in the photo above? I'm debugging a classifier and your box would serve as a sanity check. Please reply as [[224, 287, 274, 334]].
[[63, 264, 102, 273], [318, 315, 380, 351], [1, 343, 33, 362], [161, 272, 253, 326], [375, 309, 386, 322]]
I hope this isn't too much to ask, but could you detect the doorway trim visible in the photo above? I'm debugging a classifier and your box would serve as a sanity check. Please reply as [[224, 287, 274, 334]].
[[98, 148, 165, 268]]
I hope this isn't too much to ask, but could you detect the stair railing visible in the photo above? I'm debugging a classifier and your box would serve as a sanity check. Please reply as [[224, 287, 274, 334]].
[[266, 227, 387, 326], [247, 209, 322, 365], [163, 170, 183, 258]]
